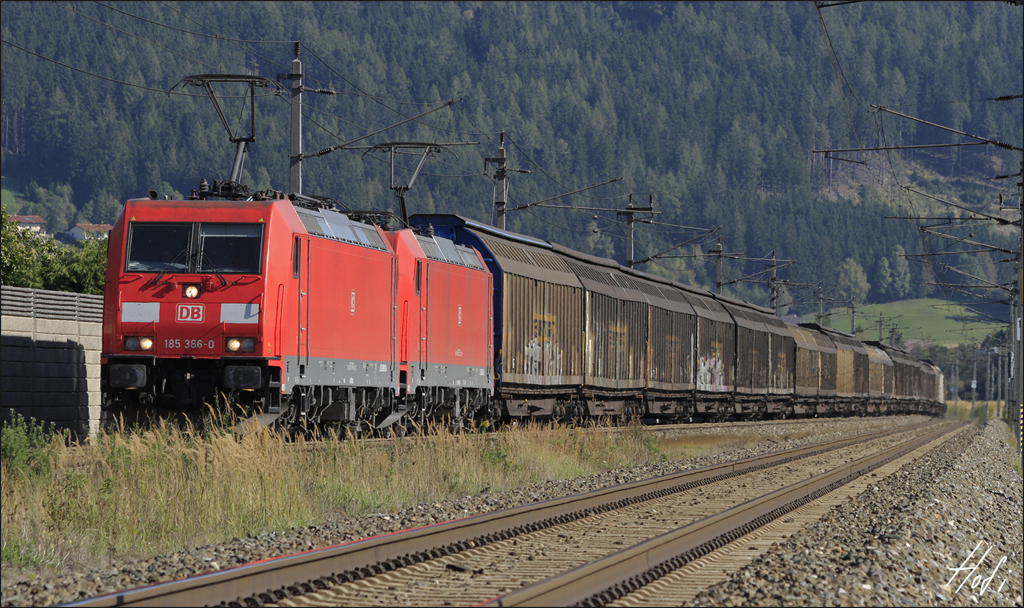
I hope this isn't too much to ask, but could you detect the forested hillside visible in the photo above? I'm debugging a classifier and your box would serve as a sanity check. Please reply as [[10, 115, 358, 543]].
[[1, 1, 1021, 314]]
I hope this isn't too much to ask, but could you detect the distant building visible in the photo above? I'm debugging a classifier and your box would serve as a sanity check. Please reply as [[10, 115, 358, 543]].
[[68, 223, 113, 241], [9, 214, 48, 236]]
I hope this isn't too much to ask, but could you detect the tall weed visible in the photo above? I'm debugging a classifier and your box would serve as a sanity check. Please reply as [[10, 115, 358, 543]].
[[2, 417, 668, 571], [0, 411, 62, 480]]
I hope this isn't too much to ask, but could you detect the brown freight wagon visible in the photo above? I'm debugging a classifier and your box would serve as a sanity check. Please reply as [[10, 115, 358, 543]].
[[879, 344, 922, 413], [560, 249, 650, 417], [716, 297, 770, 412], [862, 343, 895, 414], [750, 304, 795, 414], [802, 325, 869, 414], [623, 274, 699, 418], [922, 360, 945, 413], [683, 288, 736, 416], [787, 323, 838, 415], [710, 295, 794, 417], [470, 231, 586, 418], [410, 214, 946, 424]]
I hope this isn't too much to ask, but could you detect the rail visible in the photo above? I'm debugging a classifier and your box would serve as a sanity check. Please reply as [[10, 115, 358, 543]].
[[484, 421, 964, 606], [61, 421, 944, 607]]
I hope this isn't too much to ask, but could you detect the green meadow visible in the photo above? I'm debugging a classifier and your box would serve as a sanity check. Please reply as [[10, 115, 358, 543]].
[[815, 298, 1002, 347]]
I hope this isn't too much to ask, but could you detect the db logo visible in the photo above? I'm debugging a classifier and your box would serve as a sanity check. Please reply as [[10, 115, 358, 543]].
[[176, 303, 205, 323]]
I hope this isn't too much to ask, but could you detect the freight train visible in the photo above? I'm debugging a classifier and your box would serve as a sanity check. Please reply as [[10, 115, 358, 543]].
[[101, 185, 944, 433]]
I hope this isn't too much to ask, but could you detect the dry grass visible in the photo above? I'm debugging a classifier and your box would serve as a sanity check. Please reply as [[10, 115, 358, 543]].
[[945, 400, 1003, 425], [656, 431, 776, 460], [1, 415, 668, 573]]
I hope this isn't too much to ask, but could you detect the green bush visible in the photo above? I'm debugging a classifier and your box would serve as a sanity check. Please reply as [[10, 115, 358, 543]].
[[0, 411, 59, 480], [481, 444, 517, 471], [1, 537, 45, 568]]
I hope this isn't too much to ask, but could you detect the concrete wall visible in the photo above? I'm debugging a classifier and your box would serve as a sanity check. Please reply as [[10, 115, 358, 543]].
[[1, 287, 105, 438]]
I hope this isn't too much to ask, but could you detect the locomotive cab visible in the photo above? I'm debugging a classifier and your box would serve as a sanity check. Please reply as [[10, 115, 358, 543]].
[[101, 196, 294, 415]]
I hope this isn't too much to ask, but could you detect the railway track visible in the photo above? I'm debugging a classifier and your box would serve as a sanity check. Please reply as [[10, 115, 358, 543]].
[[62, 419, 964, 607], [63, 413, 883, 468]]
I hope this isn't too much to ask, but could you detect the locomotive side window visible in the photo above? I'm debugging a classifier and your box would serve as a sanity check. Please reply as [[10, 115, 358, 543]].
[[293, 237, 301, 279], [126, 223, 193, 272], [415, 260, 422, 296], [125, 222, 264, 274], [197, 224, 263, 274]]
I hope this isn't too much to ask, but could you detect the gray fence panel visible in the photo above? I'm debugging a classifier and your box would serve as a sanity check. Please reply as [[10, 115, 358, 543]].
[[1, 285, 103, 323]]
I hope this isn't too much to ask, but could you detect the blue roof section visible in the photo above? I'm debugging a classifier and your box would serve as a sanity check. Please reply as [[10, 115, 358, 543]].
[[410, 214, 739, 306], [409, 214, 553, 250]]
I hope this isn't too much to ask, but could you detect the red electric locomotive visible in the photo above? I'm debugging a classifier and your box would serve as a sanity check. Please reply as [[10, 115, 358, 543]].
[[101, 186, 492, 433]]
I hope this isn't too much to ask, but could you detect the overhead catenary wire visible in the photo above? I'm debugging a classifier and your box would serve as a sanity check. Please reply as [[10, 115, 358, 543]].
[[294, 45, 512, 153], [814, 2, 865, 149], [0, 38, 250, 98], [296, 42, 495, 143], [156, 0, 367, 101], [503, 133, 633, 202], [520, 206, 613, 238], [14, 6, 506, 213], [52, 1, 229, 75], [883, 93, 1024, 109], [871, 102, 1020, 310], [299, 42, 452, 107], [150, 0, 466, 117], [153, 0, 301, 81], [296, 99, 491, 178], [292, 69, 640, 227], [293, 99, 488, 180], [93, 1, 294, 44], [156, 0, 395, 111]]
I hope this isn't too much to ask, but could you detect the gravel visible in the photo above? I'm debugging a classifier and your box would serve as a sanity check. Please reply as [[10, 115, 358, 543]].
[[690, 419, 1023, 607], [1, 415, 938, 606]]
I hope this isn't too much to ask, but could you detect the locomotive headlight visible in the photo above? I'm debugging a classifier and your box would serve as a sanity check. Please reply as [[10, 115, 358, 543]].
[[225, 338, 256, 353], [125, 336, 154, 351], [183, 285, 200, 299]]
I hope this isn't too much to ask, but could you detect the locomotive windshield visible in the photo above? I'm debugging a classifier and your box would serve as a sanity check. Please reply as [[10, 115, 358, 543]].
[[126, 222, 264, 274], [197, 224, 263, 273]]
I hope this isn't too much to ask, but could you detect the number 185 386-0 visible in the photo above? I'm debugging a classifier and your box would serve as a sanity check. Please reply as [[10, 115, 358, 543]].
[[164, 338, 215, 350]]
